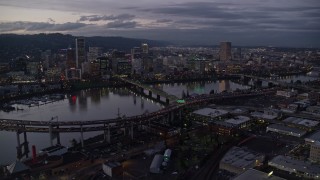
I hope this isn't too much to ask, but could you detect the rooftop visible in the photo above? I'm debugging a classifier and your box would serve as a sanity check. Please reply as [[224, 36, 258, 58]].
[[193, 108, 229, 118], [233, 169, 286, 180], [269, 155, 320, 175], [221, 146, 264, 169], [104, 162, 121, 168], [283, 117, 319, 127], [267, 124, 306, 135], [225, 116, 251, 125], [305, 130, 320, 143], [251, 111, 278, 120]]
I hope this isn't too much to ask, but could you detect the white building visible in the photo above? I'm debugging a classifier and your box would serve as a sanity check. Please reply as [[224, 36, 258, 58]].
[[150, 154, 164, 173], [266, 124, 306, 137], [163, 149, 172, 162], [268, 155, 320, 179]]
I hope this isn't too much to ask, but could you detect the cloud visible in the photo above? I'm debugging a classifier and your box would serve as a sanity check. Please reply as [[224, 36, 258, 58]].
[[105, 20, 137, 28], [0, 21, 88, 32], [79, 14, 135, 22], [48, 18, 56, 23], [156, 19, 173, 23]]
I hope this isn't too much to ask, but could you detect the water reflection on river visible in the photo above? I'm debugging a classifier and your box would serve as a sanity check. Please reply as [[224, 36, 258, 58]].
[[0, 88, 162, 165], [152, 80, 250, 98], [0, 75, 316, 164]]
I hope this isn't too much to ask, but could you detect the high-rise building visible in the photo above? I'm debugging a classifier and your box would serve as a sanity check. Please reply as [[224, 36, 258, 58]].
[[219, 42, 232, 61], [141, 43, 149, 54], [87, 47, 103, 62], [75, 38, 86, 69]]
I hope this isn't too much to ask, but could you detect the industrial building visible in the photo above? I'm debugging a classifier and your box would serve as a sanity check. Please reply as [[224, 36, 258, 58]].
[[233, 169, 285, 180], [219, 146, 264, 174], [268, 155, 320, 179], [310, 142, 320, 163], [266, 124, 307, 137], [192, 108, 229, 123], [305, 130, 320, 145], [149, 154, 164, 174], [283, 117, 319, 130], [224, 116, 252, 129], [211, 116, 252, 136], [304, 130, 320, 163], [102, 162, 123, 178]]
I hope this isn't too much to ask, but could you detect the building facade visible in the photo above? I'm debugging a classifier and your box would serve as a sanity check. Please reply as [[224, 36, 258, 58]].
[[75, 38, 86, 69], [220, 42, 232, 61]]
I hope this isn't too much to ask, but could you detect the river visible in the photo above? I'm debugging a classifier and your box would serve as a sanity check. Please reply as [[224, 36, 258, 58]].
[[0, 76, 315, 165]]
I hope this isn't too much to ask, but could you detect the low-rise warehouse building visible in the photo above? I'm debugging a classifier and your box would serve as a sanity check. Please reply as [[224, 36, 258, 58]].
[[305, 130, 320, 145], [266, 124, 307, 137], [304, 130, 320, 163], [102, 162, 122, 178], [211, 116, 252, 136], [283, 117, 319, 130], [150, 154, 164, 174], [219, 146, 264, 174], [268, 155, 320, 179], [233, 169, 286, 180], [192, 108, 229, 123]]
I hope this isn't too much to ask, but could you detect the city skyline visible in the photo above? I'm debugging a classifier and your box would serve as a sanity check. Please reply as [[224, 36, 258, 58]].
[[0, 1, 319, 47]]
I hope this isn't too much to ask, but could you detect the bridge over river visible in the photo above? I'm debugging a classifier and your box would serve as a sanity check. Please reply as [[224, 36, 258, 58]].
[[0, 87, 277, 159]]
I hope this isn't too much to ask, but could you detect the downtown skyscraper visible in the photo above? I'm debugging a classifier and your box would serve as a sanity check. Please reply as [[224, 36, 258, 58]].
[[75, 38, 86, 69], [219, 42, 232, 61]]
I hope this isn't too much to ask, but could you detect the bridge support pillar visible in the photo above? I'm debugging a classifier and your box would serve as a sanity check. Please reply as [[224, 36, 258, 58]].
[[104, 124, 111, 143], [16, 130, 29, 160], [130, 122, 134, 140], [56, 127, 61, 145], [149, 91, 152, 97], [16, 132, 21, 160], [80, 125, 84, 148], [49, 125, 53, 147], [107, 126, 110, 143], [170, 111, 174, 122]]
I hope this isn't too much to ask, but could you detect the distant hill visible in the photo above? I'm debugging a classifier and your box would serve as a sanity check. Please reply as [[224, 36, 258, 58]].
[[0, 33, 169, 62]]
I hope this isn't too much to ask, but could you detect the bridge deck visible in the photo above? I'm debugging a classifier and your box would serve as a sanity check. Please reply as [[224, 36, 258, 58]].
[[0, 89, 278, 132], [119, 78, 179, 102]]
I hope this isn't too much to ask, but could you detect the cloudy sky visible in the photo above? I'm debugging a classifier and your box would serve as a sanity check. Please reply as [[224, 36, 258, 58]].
[[0, 0, 319, 47]]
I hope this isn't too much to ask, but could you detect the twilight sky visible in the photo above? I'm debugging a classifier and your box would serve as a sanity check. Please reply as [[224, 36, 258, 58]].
[[0, 0, 319, 47]]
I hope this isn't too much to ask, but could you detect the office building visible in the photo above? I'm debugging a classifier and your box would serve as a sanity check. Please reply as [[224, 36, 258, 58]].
[[220, 42, 232, 61], [87, 47, 103, 62], [141, 43, 149, 54], [75, 38, 86, 69]]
